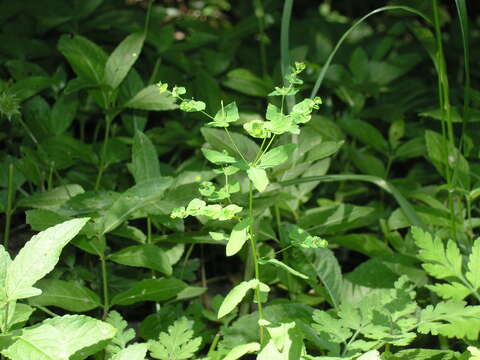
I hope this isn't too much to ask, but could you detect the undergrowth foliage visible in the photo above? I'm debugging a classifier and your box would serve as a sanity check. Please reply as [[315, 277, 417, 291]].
[[0, 0, 478, 359]]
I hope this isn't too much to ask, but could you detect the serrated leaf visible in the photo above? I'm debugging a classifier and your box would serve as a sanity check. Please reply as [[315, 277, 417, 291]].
[[425, 282, 471, 301], [466, 240, 480, 289], [6, 218, 89, 302], [132, 130, 161, 183], [111, 343, 148, 360], [1, 314, 116, 360], [411, 227, 463, 280], [247, 167, 269, 192], [105, 310, 136, 356], [149, 317, 201, 360], [226, 217, 252, 257], [418, 300, 480, 340], [259, 144, 297, 169], [105, 32, 145, 89]]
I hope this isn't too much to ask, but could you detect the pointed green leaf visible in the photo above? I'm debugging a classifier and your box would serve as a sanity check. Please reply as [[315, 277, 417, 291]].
[[132, 130, 161, 183], [111, 278, 186, 306], [105, 32, 145, 89], [247, 167, 269, 192], [208, 102, 239, 127], [218, 280, 259, 318], [6, 218, 89, 302], [223, 343, 261, 360], [258, 258, 308, 280], [259, 144, 297, 169], [28, 279, 101, 312], [108, 244, 172, 275], [201, 148, 236, 165], [124, 85, 178, 111], [226, 217, 252, 256], [57, 34, 107, 84], [1, 314, 116, 360]]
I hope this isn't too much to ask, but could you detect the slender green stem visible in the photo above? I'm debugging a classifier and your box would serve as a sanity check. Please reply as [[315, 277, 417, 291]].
[[2, 302, 9, 334], [144, 0, 154, 35], [95, 114, 114, 190], [247, 182, 264, 344], [281, 0, 295, 112], [207, 332, 221, 356], [3, 164, 14, 250], [100, 253, 109, 319], [36, 305, 58, 317], [253, 0, 268, 76]]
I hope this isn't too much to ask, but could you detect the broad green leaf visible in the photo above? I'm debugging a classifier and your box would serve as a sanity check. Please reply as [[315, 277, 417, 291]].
[[111, 344, 148, 360], [292, 248, 343, 309], [105, 32, 145, 89], [466, 240, 480, 289], [48, 93, 78, 135], [201, 148, 236, 165], [349, 47, 369, 83], [111, 278, 186, 306], [218, 279, 268, 318], [339, 116, 389, 154], [201, 127, 259, 162], [148, 317, 201, 360], [17, 185, 84, 211], [9, 77, 52, 102], [28, 279, 101, 312], [247, 167, 269, 192], [131, 130, 161, 183], [226, 217, 252, 256], [1, 314, 116, 360], [108, 244, 172, 275], [6, 218, 89, 302], [100, 177, 172, 234], [258, 258, 308, 280], [259, 144, 297, 169], [57, 34, 107, 83], [223, 343, 260, 360], [124, 85, 178, 111]]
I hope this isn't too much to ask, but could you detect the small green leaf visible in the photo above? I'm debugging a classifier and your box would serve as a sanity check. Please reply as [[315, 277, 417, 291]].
[[111, 343, 148, 360], [243, 120, 271, 139], [223, 343, 261, 360], [124, 85, 178, 111], [466, 240, 480, 289], [247, 167, 269, 192], [226, 217, 252, 256], [179, 99, 206, 112], [259, 144, 297, 169], [218, 279, 268, 318], [201, 148, 237, 165], [207, 101, 239, 127], [258, 258, 308, 280]]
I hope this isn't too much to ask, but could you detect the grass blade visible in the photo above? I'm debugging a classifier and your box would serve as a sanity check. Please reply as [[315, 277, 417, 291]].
[[310, 6, 431, 99]]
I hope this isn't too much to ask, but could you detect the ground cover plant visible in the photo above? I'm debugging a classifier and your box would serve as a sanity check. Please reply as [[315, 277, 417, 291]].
[[0, 0, 479, 359]]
